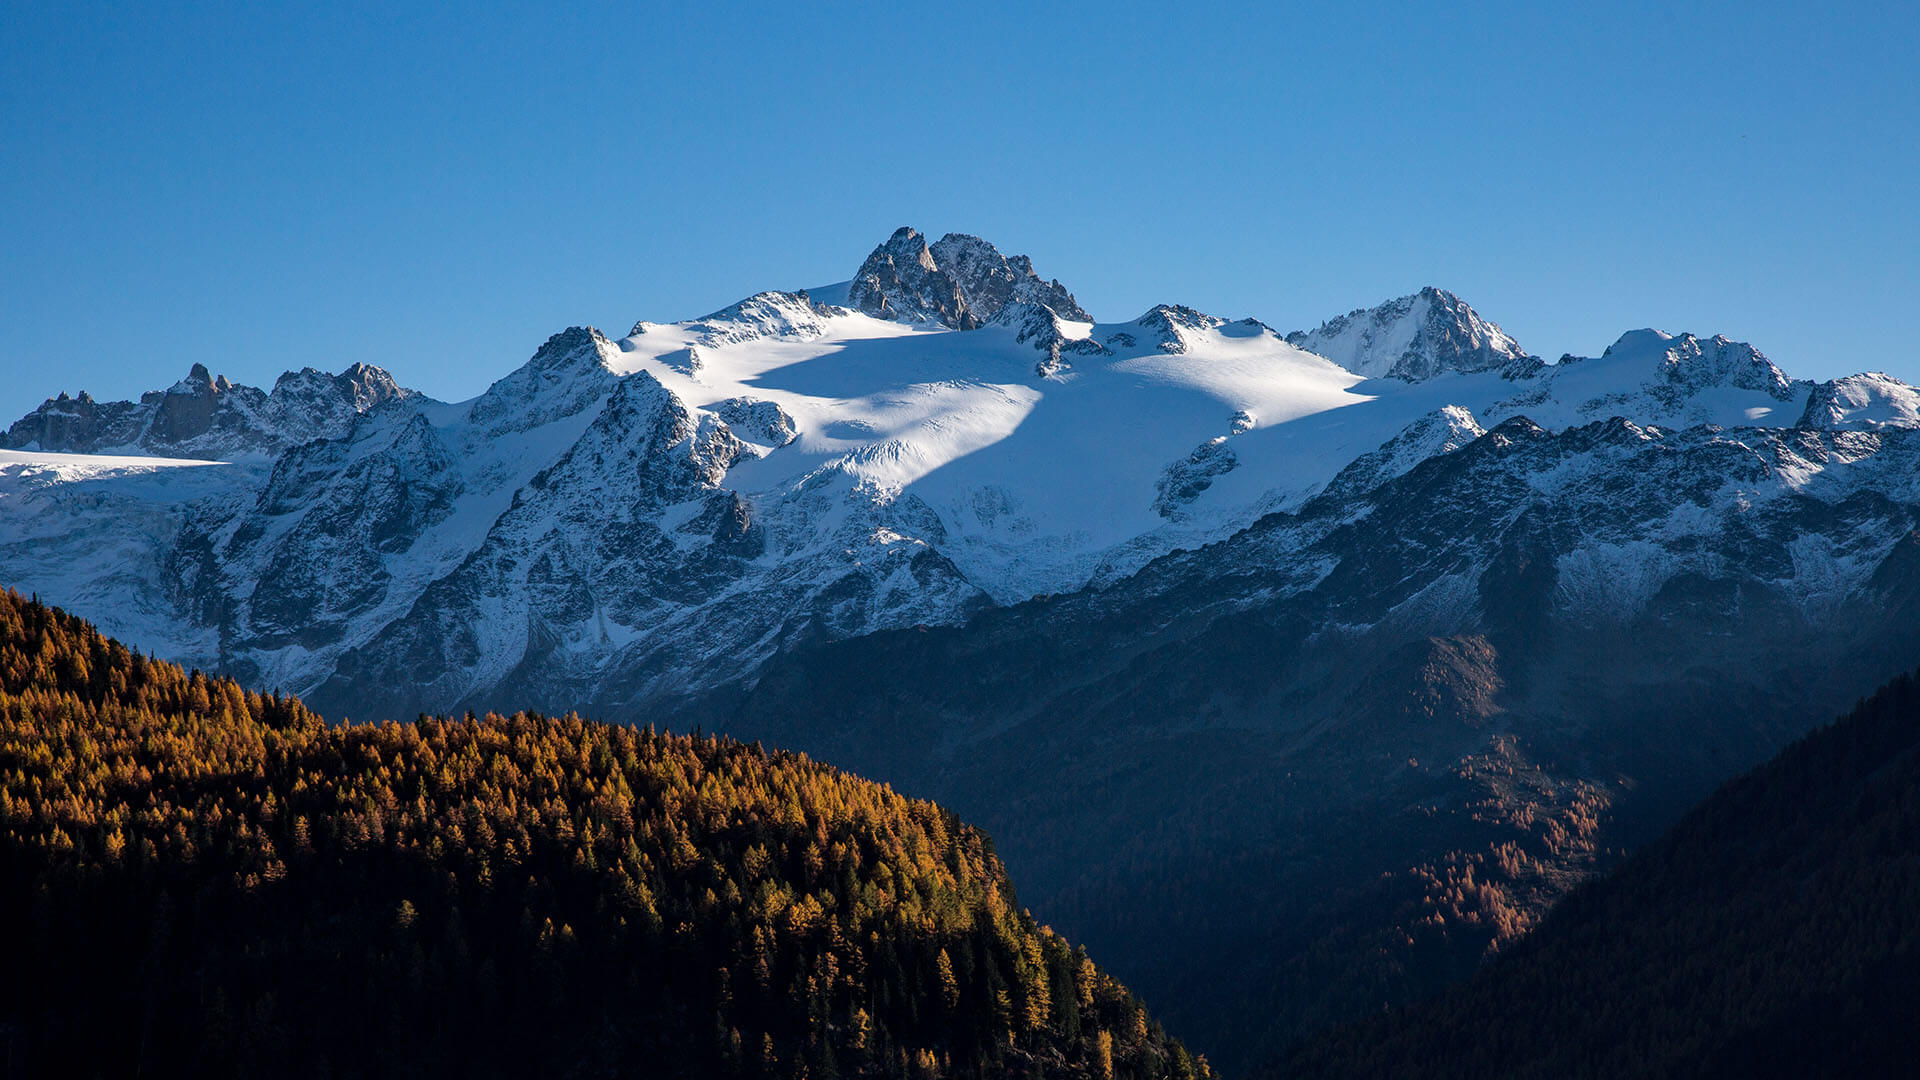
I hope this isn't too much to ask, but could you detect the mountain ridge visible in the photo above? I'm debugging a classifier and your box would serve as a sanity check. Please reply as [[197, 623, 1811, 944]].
[[3, 360, 417, 460], [5, 226, 1920, 1070]]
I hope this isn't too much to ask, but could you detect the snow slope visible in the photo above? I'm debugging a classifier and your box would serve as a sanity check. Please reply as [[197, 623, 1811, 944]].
[[2, 227, 1917, 714]]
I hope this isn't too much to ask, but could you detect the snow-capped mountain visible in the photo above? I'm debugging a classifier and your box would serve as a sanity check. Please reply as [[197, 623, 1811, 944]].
[[845, 226, 1088, 329], [2, 361, 416, 460], [720, 400, 1920, 1068], [6, 226, 1920, 1070], [1, 229, 1914, 719], [1286, 285, 1537, 381]]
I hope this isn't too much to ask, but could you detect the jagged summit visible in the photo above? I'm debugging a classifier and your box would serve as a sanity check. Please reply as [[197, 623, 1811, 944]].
[[1288, 286, 1535, 382], [1593, 328, 1795, 400], [847, 227, 977, 329], [467, 326, 622, 435], [170, 362, 230, 394], [1, 360, 416, 458], [928, 232, 1089, 323], [846, 226, 1087, 330], [1797, 371, 1920, 430], [673, 291, 841, 346]]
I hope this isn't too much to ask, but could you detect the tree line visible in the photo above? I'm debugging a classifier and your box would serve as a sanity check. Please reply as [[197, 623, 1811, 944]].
[[0, 590, 1208, 1079]]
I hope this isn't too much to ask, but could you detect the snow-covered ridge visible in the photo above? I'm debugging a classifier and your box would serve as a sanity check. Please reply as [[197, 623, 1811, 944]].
[[1285, 286, 1533, 382], [2, 224, 1917, 716], [2, 360, 418, 460]]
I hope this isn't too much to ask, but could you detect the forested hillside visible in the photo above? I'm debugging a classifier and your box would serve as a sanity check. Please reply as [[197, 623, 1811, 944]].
[[0, 590, 1203, 1079], [1278, 669, 1920, 1079]]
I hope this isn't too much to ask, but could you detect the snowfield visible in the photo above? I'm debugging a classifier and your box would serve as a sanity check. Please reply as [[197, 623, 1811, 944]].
[[2, 227, 1917, 714]]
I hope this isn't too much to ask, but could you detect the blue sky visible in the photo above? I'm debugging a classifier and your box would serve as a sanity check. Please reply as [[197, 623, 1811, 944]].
[[3, 0, 1915, 421]]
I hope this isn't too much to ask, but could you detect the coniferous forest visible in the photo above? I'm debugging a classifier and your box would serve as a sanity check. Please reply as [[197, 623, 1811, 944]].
[[0, 591, 1205, 1079], [1277, 669, 1920, 1079]]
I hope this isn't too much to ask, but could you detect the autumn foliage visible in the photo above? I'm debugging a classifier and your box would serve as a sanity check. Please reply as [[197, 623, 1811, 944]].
[[0, 591, 1206, 1078]]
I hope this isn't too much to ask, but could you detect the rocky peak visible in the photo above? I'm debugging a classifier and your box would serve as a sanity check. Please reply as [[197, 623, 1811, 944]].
[[1134, 305, 1224, 355], [1288, 287, 1533, 382], [268, 363, 413, 417], [151, 363, 253, 443], [847, 227, 978, 329], [675, 291, 839, 346], [467, 327, 622, 435], [928, 233, 1090, 323], [1796, 372, 1920, 431], [1599, 330, 1796, 401], [334, 363, 412, 411], [845, 227, 1087, 331]]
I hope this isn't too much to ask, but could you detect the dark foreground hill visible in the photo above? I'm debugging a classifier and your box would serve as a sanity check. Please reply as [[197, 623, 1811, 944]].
[[0, 591, 1204, 1080], [1276, 668, 1920, 1079]]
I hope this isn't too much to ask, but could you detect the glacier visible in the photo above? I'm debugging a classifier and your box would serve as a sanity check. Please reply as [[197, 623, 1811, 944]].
[[2, 226, 1915, 720]]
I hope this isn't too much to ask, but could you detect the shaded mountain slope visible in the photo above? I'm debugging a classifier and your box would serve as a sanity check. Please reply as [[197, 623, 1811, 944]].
[[1279, 667, 1920, 1079], [707, 416, 1920, 1070], [0, 590, 1205, 1079], [9, 229, 1920, 1072]]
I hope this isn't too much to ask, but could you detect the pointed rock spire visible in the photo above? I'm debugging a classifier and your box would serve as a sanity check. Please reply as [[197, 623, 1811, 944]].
[[845, 227, 1088, 330], [847, 228, 978, 329], [1288, 287, 1534, 381]]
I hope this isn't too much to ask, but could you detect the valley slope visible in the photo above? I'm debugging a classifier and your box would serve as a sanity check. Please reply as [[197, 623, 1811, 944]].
[[5, 227, 1919, 1068], [0, 590, 1202, 1078], [1279, 665, 1920, 1079]]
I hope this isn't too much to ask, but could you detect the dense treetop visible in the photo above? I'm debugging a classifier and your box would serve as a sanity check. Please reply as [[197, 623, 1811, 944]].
[[1277, 667, 1920, 1079], [0, 590, 1205, 1079]]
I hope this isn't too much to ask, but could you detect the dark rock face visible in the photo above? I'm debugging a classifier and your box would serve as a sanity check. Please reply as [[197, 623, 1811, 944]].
[[993, 301, 1109, 376], [149, 364, 242, 443], [231, 412, 464, 653], [1153, 437, 1238, 518], [709, 417, 1920, 1072], [1, 360, 416, 458], [1, 390, 148, 452], [929, 233, 1090, 323], [848, 227, 979, 329], [846, 227, 1088, 330]]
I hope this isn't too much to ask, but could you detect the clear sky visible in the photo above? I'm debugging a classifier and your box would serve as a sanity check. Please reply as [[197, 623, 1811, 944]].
[[3, 0, 1915, 421]]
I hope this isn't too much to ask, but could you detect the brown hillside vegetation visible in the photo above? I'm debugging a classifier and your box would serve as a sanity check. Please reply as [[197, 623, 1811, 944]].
[[0, 590, 1206, 1079], [1277, 668, 1920, 1079]]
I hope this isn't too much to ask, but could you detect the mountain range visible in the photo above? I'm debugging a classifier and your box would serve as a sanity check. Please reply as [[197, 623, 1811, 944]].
[[5, 226, 1919, 1068]]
